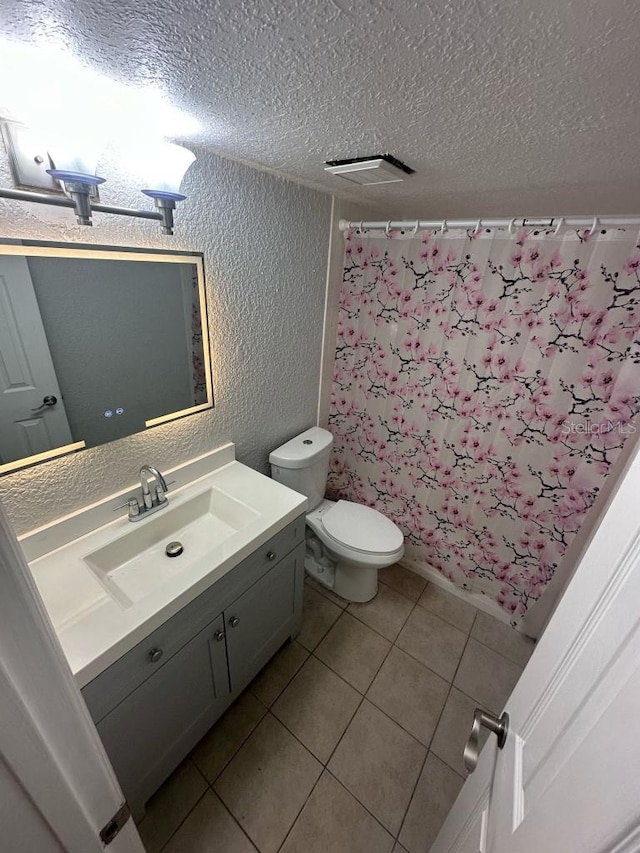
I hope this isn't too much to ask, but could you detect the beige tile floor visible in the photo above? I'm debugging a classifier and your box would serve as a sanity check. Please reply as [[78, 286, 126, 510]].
[[137, 565, 535, 853]]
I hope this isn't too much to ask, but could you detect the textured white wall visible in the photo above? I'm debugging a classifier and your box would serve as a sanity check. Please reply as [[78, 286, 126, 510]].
[[0, 144, 332, 534]]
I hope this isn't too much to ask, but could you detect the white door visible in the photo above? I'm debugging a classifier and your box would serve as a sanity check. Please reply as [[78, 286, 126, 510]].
[[431, 443, 640, 853], [0, 498, 145, 852], [0, 255, 73, 463]]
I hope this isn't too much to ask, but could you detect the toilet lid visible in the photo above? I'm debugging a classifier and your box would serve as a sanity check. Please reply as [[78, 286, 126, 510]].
[[321, 500, 404, 555]]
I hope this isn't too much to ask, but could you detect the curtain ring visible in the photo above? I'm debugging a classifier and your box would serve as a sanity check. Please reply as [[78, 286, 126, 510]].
[[439, 219, 447, 236], [473, 218, 482, 235], [554, 216, 564, 236], [385, 220, 392, 237], [508, 218, 515, 235], [588, 216, 598, 237], [357, 221, 363, 233], [412, 219, 420, 235]]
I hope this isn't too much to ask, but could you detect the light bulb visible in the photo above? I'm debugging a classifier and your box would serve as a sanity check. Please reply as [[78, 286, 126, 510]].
[[140, 142, 196, 200], [46, 132, 106, 185]]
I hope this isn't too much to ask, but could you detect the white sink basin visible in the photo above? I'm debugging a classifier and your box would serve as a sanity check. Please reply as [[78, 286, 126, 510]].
[[84, 487, 259, 607]]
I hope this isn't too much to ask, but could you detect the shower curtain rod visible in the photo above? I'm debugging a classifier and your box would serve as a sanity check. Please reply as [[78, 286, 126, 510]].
[[338, 215, 640, 232]]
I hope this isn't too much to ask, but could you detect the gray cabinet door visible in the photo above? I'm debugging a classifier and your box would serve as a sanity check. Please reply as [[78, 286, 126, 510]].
[[225, 546, 302, 692], [96, 613, 229, 816]]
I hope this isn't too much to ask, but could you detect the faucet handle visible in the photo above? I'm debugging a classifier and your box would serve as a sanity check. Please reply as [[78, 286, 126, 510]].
[[113, 497, 140, 518], [155, 479, 177, 505]]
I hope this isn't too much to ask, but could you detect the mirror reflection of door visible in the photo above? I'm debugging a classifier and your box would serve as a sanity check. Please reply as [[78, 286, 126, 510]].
[[0, 256, 73, 464]]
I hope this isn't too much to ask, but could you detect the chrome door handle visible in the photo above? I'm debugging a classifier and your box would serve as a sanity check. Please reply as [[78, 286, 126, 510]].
[[266, 551, 276, 561], [31, 394, 58, 411], [148, 648, 163, 664], [229, 615, 240, 628], [464, 709, 509, 774], [214, 629, 225, 642]]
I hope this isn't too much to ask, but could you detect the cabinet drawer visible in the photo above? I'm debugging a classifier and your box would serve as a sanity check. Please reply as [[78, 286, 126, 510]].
[[248, 516, 305, 576]]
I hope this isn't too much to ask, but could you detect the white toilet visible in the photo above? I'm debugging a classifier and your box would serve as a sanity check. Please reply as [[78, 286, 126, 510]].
[[269, 426, 404, 602]]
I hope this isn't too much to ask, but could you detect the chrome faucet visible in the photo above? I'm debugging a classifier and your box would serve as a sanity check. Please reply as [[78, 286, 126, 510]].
[[114, 464, 170, 522], [139, 464, 168, 510]]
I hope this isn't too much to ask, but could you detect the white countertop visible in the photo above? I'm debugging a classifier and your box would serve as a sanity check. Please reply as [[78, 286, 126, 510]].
[[24, 457, 307, 688]]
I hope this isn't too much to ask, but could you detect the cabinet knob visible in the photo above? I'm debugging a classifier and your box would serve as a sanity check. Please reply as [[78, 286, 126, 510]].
[[214, 629, 226, 642], [148, 648, 163, 663], [266, 551, 276, 561], [229, 615, 240, 628]]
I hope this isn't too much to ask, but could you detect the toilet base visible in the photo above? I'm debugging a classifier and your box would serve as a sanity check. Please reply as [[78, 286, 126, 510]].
[[304, 553, 336, 590], [334, 561, 378, 603], [305, 550, 378, 603], [304, 522, 385, 604]]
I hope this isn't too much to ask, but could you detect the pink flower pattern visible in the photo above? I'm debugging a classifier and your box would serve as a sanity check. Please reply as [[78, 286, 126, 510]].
[[190, 265, 207, 405], [328, 226, 640, 622]]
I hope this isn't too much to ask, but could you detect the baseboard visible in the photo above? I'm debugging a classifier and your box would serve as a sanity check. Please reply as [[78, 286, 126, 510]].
[[399, 556, 525, 632]]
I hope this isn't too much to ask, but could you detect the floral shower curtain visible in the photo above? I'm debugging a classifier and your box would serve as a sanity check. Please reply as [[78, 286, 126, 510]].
[[327, 224, 640, 623], [190, 264, 207, 405]]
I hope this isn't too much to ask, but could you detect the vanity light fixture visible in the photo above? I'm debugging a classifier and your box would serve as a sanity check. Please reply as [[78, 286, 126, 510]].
[[140, 141, 197, 235], [44, 128, 106, 227], [0, 121, 195, 235], [0, 41, 199, 234]]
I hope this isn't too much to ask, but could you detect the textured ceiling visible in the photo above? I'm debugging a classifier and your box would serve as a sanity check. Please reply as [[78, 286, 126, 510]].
[[1, 0, 640, 217]]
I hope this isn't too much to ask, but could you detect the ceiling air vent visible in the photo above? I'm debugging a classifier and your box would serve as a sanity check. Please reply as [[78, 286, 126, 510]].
[[324, 154, 414, 186]]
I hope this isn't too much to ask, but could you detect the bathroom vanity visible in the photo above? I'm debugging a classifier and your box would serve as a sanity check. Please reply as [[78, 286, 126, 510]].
[[19, 445, 307, 818]]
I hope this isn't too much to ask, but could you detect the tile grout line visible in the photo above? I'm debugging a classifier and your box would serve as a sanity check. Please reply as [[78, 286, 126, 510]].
[[274, 765, 398, 853], [326, 590, 419, 812], [346, 592, 417, 645], [326, 768, 402, 847], [283, 617, 419, 841], [312, 607, 399, 696], [191, 649, 319, 850], [269, 695, 371, 853], [274, 771, 326, 853], [417, 601, 486, 786], [297, 610, 400, 835], [304, 577, 348, 610], [214, 708, 326, 853], [394, 609, 479, 843], [306, 576, 491, 843], [320, 594, 468, 844], [359, 693, 432, 754], [155, 762, 209, 853], [270, 621, 406, 847], [298, 594, 344, 653], [192, 697, 269, 786], [248, 640, 311, 709], [271, 672, 365, 770], [213, 787, 261, 852], [310, 575, 533, 667], [270, 689, 402, 851], [377, 573, 427, 601], [389, 607, 523, 706]]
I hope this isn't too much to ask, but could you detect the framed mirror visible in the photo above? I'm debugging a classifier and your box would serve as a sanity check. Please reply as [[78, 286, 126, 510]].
[[0, 240, 213, 475]]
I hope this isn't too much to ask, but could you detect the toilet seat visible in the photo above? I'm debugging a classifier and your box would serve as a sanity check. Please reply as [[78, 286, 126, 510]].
[[314, 500, 404, 556]]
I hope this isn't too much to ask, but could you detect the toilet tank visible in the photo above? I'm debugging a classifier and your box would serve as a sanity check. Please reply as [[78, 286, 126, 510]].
[[269, 427, 333, 511]]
